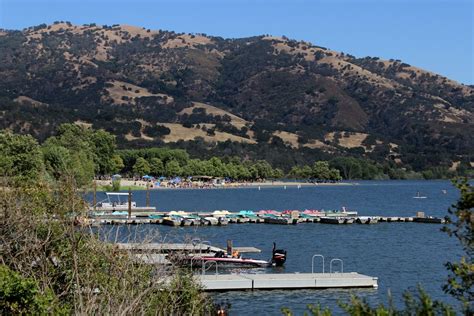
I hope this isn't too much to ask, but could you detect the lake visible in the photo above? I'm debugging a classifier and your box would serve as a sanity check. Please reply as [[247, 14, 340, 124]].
[[94, 180, 463, 315]]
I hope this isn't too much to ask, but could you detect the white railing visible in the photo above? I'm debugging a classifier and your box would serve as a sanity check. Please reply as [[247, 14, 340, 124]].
[[202, 260, 219, 275], [311, 254, 325, 273], [330, 258, 344, 273]]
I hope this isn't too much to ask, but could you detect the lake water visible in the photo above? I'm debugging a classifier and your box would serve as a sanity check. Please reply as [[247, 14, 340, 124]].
[[94, 180, 463, 315]]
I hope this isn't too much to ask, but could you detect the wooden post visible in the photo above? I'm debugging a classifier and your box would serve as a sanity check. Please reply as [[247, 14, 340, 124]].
[[226, 239, 233, 256], [128, 188, 132, 219], [93, 181, 97, 211], [146, 182, 150, 207]]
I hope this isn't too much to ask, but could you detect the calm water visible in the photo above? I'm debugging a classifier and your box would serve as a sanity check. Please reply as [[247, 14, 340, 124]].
[[94, 180, 463, 315]]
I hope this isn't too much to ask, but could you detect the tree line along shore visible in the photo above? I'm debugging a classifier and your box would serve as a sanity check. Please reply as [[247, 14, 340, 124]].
[[1, 124, 468, 191]]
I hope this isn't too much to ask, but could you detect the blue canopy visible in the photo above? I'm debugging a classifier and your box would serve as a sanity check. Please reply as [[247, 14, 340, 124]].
[[170, 177, 182, 183]]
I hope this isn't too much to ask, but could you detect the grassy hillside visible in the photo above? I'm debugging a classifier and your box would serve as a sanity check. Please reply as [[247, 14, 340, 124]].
[[0, 22, 473, 173]]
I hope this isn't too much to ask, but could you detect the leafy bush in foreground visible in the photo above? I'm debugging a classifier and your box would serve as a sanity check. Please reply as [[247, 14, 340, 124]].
[[0, 176, 215, 314]]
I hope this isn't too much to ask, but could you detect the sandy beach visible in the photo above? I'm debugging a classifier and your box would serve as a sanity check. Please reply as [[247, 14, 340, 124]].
[[94, 179, 355, 190]]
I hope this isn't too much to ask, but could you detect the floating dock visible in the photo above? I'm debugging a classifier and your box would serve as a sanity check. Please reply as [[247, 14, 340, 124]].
[[196, 272, 378, 291], [87, 215, 444, 226]]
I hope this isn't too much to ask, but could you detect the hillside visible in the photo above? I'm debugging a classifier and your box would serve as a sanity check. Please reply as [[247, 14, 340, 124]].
[[0, 22, 473, 173]]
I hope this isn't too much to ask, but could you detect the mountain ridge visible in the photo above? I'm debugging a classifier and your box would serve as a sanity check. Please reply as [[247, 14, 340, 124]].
[[0, 22, 473, 173]]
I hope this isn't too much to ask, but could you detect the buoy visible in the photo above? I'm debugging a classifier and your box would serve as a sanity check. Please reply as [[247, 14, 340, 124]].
[[297, 184, 301, 189], [258, 186, 261, 191], [284, 185, 287, 190]]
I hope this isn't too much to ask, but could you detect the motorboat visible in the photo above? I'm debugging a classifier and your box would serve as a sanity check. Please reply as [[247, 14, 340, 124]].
[[182, 243, 287, 268]]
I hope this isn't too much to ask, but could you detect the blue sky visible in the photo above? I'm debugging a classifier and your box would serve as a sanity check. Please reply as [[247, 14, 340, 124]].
[[1, 0, 472, 84]]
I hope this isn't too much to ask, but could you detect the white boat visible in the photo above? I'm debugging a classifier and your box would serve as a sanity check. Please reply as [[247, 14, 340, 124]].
[[183, 243, 287, 268], [413, 191, 427, 199], [93, 192, 156, 212]]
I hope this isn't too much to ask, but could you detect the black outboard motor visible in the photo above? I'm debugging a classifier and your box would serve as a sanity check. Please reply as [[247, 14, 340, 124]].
[[271, 242, 287, 266]]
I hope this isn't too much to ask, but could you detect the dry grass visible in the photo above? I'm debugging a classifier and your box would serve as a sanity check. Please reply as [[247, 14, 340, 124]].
[[272, 131, 331, 150], [303, 139, 331, 150], [104, 80, 173, 105], [13, 96, 47, 107], [160, 123, 256, 144], [74, 120, 92, 128], [449, 161, 461, 172], [272, 131, 299, 147], [162, 34, 213, 49], [433, 103, 473, 123], [325, 132, 369, 149], [26, 23, 160, 62], [321, 56, 398, 89], [179, 102, 249, 128]]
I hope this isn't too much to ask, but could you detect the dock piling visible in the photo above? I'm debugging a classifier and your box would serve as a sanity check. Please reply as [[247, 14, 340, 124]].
[[146, 183, 150, 207], [128, 188, 132, 219], [93, 181, 97, 211]]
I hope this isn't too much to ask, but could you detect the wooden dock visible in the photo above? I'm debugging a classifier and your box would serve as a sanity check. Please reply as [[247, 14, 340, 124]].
[[196, 272, 378, 291]]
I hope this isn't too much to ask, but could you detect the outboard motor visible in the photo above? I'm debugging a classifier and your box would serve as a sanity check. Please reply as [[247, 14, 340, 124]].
[[271, 242, 287, 266]]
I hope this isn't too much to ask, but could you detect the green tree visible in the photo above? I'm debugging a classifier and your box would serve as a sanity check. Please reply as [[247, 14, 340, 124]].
[[330, 157, 362, 179], [312, 161, 331, 181], [273, 168, 285, 179], [45, 124, 96, 187], [1, 182, 214, 314], [254, 161, 273, 179], [300, 165, 313, 178], [90, 129, 117, 175], [110, 154, 124, 174], [208, 157, 227, 177], [225, 163, 238, 179], [42, 143, 72, 180], [443, 178, 473, 313], [149, 158, 164, 176], [0, 132, 44, 185], [248, 165, 259, 180], [0, 265, 62, 315], [235, 164, 251, 180], [133, 157, 151, 176], [111, 178, 121, 191], [164, 160, 182, 177], [288, 166, 303, 178]]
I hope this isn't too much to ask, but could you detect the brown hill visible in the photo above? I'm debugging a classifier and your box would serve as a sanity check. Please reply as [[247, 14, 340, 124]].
[[0, 22, 472, 171]]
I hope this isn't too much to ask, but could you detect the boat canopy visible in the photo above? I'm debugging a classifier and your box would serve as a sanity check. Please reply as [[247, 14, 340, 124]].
[[239, 210, 255, 216], [105, 192, 130, 196]]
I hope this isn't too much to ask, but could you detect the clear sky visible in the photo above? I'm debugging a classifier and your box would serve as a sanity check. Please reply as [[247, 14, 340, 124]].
[[1, 0, 472, 84]]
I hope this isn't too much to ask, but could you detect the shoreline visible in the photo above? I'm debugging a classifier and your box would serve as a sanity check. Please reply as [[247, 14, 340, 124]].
[[93, 179, 356, 191]]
